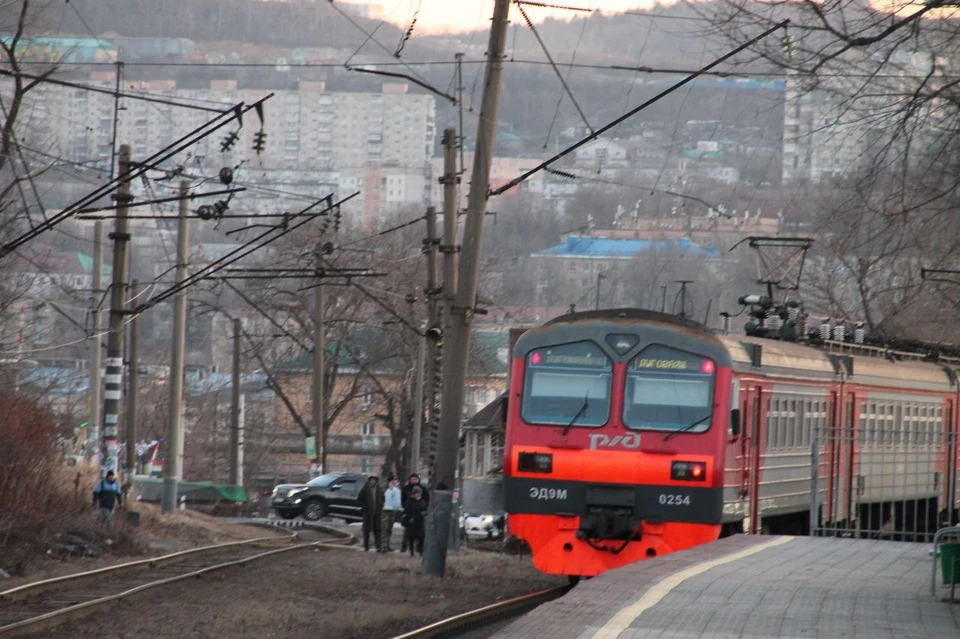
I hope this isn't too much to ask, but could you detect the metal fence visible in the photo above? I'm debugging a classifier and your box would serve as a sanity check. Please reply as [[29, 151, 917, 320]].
[[810, 426, 959, 542]]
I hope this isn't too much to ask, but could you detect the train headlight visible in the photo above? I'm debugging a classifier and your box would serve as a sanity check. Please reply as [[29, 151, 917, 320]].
[[518, 452, 553, 473], [671, 461, 707, 481]]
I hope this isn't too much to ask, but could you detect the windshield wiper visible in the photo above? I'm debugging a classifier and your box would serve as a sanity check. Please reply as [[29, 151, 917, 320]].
[[561, 394, 589, 436], [663, 414, 711, 441]]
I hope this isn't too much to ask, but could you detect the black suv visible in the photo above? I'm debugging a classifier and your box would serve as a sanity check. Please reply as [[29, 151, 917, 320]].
[[269, 472, 368, 521]]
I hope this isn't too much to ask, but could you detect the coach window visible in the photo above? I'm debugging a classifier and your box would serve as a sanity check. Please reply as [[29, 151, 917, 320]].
[[521, 340, 612, 427], [623, 344, 715, 432]]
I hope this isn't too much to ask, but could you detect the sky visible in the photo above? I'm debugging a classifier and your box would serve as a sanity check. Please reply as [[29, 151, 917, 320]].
[[341, 0, 667, 34]]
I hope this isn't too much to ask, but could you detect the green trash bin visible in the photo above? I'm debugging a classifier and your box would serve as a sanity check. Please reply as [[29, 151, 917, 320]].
[[940, 543, 960, 584]]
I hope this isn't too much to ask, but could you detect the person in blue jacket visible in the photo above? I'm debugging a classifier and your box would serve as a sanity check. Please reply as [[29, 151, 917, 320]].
[[93, 470, 123, 527]]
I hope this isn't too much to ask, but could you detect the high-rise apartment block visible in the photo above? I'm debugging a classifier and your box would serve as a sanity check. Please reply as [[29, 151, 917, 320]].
[[782, 51, 951, 184], [16, 74, 436, 228]]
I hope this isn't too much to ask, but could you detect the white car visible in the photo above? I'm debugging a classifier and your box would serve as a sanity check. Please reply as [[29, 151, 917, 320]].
[[461, 513, 504, 539]]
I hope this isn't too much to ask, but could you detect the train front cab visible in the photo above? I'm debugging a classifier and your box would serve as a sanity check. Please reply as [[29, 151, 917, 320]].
[[504, 315, 736, 578]]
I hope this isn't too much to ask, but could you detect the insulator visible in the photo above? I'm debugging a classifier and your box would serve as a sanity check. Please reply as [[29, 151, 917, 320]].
[[833, 324, 846, 342], [721, 314, 731, 334], [788, 306, 801, 323], [766, 312, 782, 331], [854, 323, 866, 345], [739, 294, 772, 308], [798, 314, 808, 339], [819, 321, 831, 341], [220, 131, 239, 153], [252, 130, 267, 154]]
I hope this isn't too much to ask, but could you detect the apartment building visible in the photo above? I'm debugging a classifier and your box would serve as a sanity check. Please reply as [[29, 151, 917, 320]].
[[782, 51, 954, 183], [19, 74, 436, 228]]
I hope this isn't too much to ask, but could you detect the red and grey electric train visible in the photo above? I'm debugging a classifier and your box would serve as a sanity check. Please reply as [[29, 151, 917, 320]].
[[503, 309, 960, 579]]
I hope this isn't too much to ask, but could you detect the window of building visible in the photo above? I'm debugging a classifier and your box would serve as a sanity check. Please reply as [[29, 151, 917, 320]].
[[361, 421, 375, 436], [464, 431, 506, 478], [360, 389, 373, 410], [360, 457, 373, 473]]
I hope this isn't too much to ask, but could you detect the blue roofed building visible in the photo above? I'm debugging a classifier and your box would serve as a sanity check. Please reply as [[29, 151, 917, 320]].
[[529, 233, 723, 309], [535, 235, 719, 260]]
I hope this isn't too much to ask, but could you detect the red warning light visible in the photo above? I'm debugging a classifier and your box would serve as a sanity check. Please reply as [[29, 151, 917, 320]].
[[701, 359, 715, 374], [691, 465, 704, 479], [531, 352, 542, 365]]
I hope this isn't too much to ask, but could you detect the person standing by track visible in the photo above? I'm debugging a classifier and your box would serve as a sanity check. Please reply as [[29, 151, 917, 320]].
[[358, 475, 384, 552], [93, 470, 123, 528], [401, 486, 427, 557], [380, 475, 402, 552], [400, 473, 429, 552]]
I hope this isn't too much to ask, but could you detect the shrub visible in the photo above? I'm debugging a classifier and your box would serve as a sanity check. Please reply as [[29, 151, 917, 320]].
[[0, 393, 134, 574]]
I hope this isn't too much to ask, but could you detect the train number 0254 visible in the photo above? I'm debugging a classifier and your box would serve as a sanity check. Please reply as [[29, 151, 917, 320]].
[[658, 493, 691, 506]]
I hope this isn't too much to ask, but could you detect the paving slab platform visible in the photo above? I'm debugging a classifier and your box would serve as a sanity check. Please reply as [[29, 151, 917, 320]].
[[493, 535, 960, 639]]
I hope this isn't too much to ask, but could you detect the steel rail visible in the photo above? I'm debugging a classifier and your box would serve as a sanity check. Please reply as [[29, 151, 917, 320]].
[[391, 585, 572, 639], [0, 534, 353, 638], [0, 533, 294, 603]]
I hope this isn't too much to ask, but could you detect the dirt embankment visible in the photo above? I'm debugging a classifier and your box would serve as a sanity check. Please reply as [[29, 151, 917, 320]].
[[0, 503, 287, 591], [46, 545, 564, 639]]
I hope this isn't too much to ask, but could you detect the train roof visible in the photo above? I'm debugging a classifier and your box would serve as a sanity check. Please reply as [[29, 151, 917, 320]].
[[530, 308, 956, 392], [545, 308, 708, 332], [717, 334, 955, 392]]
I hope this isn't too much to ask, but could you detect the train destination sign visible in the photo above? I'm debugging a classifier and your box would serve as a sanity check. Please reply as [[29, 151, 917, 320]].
[[636, 358, 692, 371], [631, 345, 714, 375], [529, 341, 611, 369]]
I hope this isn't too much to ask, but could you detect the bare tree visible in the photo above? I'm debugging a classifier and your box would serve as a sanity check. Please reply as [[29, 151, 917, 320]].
[[700, 1, 960, 336]]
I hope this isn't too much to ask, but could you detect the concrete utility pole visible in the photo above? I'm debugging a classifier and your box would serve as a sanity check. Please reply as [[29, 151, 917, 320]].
[[125, 280, 140, 480], [162, 181, 190, 513], [410, 326, 426, 476], [86, 221, 104, 463], [102, 145, 133, 475], [312, 272, 325, 475], [435, 0, 510, 496], [230, 317, 243, 487], [440, 129, 459, 340], [418, 205, 440, 475], [425, 129, 459, 474], [425, 0, 511, 576]]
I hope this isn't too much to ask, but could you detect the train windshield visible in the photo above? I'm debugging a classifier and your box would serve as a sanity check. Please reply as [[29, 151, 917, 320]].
[[623, 344, 715, 432], [521, 341, 612, 427]]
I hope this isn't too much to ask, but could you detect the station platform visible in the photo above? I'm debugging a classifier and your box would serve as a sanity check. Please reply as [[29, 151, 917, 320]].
[[494, 535, 960, 639]]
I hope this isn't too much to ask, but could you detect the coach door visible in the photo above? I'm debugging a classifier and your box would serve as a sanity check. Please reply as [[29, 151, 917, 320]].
[[946, 398, 958, 526], [821, 388, 856, 530], [841, 390, 858, 529], [745, 385, 765, 535]]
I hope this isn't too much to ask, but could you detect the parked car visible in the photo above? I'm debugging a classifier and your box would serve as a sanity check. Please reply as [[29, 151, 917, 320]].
[[461, 513, 505, 540], [269, 472, 368, 521]]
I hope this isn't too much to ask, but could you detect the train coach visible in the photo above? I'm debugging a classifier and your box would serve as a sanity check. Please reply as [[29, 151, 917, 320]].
[[503, 308, 960, 580]]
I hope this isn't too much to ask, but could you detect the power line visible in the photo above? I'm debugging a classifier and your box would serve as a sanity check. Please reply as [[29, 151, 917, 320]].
[[542, 0, 594, 147], [323, 0, 434, 88], [132, 192, 358, 315], [0, 68, 227, 113], [340, 214, 427, 248], [1, 95, 270, 255], [13, 56, 790, 79], [516, 3, 594, 135], [65, 0, 116, 62], [490, 20, 790, 197]]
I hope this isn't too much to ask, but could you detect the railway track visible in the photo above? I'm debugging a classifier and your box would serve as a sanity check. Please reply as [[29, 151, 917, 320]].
[[392, 584, 572, 639], [0, 525, 352, 638]]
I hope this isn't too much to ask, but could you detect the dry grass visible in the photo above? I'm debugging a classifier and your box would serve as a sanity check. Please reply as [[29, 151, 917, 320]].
[[0, 399, 141, 578], [49, 545, 566, 638], [133, 502, 285, 545]]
